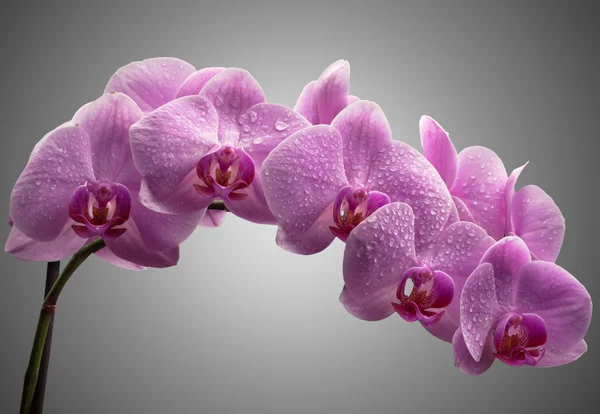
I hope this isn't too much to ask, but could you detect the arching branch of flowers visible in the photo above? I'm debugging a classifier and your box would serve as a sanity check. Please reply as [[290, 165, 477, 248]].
[[7, 58, 591, 414]]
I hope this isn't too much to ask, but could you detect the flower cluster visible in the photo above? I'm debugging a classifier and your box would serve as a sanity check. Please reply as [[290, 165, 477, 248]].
[[7, 58, 592, 375]]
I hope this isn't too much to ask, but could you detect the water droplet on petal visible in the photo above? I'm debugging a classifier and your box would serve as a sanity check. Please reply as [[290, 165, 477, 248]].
[[275, 120, 289, 131]]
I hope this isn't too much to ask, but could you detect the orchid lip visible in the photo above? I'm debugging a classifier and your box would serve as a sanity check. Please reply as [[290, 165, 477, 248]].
[[195, 145, 255, 202], [329, 186, 390, 241], [68, 180, 131, 239], [392, 266, 454, 327], [492, 312, 547, 367]]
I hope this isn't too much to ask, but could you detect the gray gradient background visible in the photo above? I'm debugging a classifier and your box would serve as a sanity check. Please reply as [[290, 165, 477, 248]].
[[0, 1, 598, 413]]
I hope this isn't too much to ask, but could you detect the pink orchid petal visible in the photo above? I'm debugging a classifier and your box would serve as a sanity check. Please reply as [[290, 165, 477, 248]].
[[223, 173, 276, 224], [72, 93, 143, 181], [130, 95, 219, 212], [453, 328, 495, 375], [479, 236, 531, 308], [176, 67, 225, 98], [443, 200, 460, 231], [5, 223, 85, 262], [366, 140, 454, 252], [104, 217, 179, 268], [129, 190, 203, 252], [341, 203, 419, 321], [199, 210, 227, 228], [139, 170, 212, 215], [275, 204, 336, 255], [515, 261, 592, 368], [331, 100, 392, 185], [72, 102, 93, 121], [104, 57, 196, 113], [10, 125, 94, 241], [451, 146, 508, 240], [294, 80, 316, 124], [460, 263, 503, 362], [431, 222, 496, 278], [511, 185, 565, 262], [504, 162, 528, 234], [312, 59, 350, 125], [199, 68, 266, 144], [423, 315, 459, 343], [430, 222, 495, 324], [420, 116, 458, 188], [239, 103, 311, 168], [537, 340, 587, 368], [115, 152, 142, 192], [94, 246, 146, 271], [339, 286, 399, 322], [347, 95, 360, 105], [452, 196, 475, 223], [262, 125, 349, 254]]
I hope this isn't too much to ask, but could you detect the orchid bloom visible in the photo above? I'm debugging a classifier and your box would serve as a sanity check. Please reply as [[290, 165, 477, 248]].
[[453, 237, 591, 375], [341, 202, 495, 342], [105, 57, 227, 227], [261, 100, 454, 255], [129, 68, 311, 224], [294, 60, 359, 125], [420, 116, 564, 261], [6, 93, 202, 269]]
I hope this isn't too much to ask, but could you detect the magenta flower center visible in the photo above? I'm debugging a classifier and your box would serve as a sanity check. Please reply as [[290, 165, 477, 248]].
[[329, 186, 390, 242], [68, 180, 132, 239], [493, 312, 547, 367], [392, 266, 454, 326], [194, 145, 255, 201]]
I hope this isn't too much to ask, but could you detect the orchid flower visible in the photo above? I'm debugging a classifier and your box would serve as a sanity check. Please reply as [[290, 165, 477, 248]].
[[453, 237, 591, 375], [294, 60, 359, 125], [105, 57, 227, 227], [6, 93, 202, 269], [341, 202, 495, 342], [261, 100, 454, 255], [420, 116, 564, 261], [129, 68, 311, 224]]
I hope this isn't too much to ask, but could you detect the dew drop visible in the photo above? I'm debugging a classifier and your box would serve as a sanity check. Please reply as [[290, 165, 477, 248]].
[[275, 120, 289, 131]]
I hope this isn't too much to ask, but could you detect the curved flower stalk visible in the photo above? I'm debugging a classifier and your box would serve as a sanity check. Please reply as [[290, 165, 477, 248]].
[[294, 60, 359, 125], [453, 237, 591, 375], [261, 100, 454, 255], [419, 116, 565, 261], [105, 57, 228, 228], [341, 202, 495, 342], [6, 93, 201, 269], [129, 68, 310, 224], [20, 238, 106, 414]]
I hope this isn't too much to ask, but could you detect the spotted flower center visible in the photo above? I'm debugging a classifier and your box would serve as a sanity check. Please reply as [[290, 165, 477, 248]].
[[329, 186, 390, 242], [392, 266, 454, 326], [69, 180, 132, 239], [194, 145, 255, 201], [493, 312, 547, 367]]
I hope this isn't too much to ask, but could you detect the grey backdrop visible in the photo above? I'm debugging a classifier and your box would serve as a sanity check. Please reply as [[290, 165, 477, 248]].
[[1, 1, 598, 413]]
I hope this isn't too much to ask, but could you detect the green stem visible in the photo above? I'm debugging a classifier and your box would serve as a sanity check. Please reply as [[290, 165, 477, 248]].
[[20, 239, 106, 414], [31, 261, 60, 414], [21, 201, 224, 413]]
